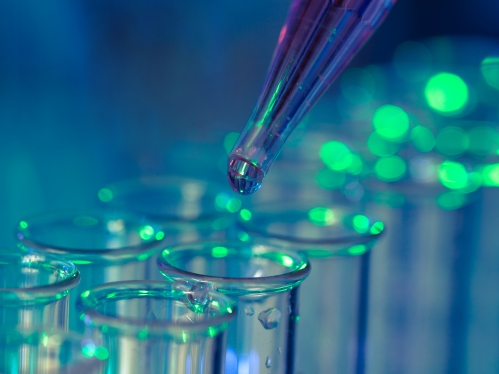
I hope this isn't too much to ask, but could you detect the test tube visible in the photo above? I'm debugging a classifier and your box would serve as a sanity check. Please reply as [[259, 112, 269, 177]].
[[77, 280, 235, 374], [236, 197, 384, 374], [0, 250, 80, 330], [15, 209, 167, 330], [0, 329, 106, 374], [157, 240, 311, 374], [228, 0, 397, 194]]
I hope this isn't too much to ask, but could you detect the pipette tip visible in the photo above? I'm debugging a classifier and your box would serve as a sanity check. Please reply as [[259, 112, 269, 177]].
[[227, 156, 264, 195]]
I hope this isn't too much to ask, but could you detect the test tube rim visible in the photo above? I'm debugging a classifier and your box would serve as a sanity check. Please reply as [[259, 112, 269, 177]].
[[15, 208, 168, 264], [77, 280, 236, 339], [157, 240, 311, 295], [0, 250, 80, 306]]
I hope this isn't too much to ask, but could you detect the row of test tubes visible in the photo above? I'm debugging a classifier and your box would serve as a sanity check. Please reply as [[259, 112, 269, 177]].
[[0, 174, 384, 374]]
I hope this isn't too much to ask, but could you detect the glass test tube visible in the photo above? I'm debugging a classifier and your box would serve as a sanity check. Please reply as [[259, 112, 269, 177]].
[[157, 241, 311, 374], [98, 175, 238, 278], [236, 197, 384, 374], [0, 250, 80, 331], [77, 280, 235, 374], [15, 209, 167, 331], [228, 0, 397, 194], [0, 329, 106, 374]]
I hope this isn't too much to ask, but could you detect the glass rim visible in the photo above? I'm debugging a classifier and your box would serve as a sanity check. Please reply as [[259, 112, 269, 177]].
[[99, 175, 232, 223], [157, 240, 311, 295], [237, 199, 385, 248], [0, 250, 80, 306], [15, 209, 168, 262], [77, 280, 236, 339]]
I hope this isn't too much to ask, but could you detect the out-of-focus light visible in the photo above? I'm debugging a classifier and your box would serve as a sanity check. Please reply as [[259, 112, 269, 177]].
[[223, 132, 240, 154], [468, 126, 499, 157], [308, 207, 335, 226], [372, 105, 410, 140], [436, 191, 466, 210], [393, 41, 432, 82], [98, 188, 113, 202], [352, 215, 370, 233], [425, 73, 468, 114], [480, 56, 499, 90], [435, 126, 468, 156], [438, 161, 468, 190], [374, 156, 407, 182], [319, 141, 353, 171], [367, 132, 400, 156], [411, 126, 435, 152], [482, 164, 499, 186], [239, 209, 252, 221], [346, 153, 363, 175], [315, 169, 346, 190]]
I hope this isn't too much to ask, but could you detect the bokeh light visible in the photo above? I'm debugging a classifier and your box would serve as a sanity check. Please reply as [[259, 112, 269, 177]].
[[308, 207, 335, 226], [468, 126, 499, 157], [315, 168, 346, 190], [374, 156, 407, 182], [319, 141, 353, 171], [425, 73, 468, 114], [411, 126, 435, 152], [480, 56, 499, 90], [372, 105, 410, 140], [482, 164, 499, 186], [438, 161, 468, 189], [435, 126, 468, 156], [437, 191, 466, 210], [367, 132, 400, 156]]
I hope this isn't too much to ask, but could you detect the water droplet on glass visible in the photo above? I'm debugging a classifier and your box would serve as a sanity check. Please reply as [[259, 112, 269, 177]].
[[244, 306, 254, 316], [187, 282, 212, 309], [227, 156, 264, 195], [258, 308, 281, 330], [173, 279, 193, 293], [266, 356, 272, 368]]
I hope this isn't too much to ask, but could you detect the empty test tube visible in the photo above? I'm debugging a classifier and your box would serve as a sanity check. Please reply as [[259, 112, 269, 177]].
[[228, 0, 397, 194]]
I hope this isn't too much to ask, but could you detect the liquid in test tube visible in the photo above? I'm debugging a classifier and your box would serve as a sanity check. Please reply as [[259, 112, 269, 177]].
[[228, 0, 397, 195]]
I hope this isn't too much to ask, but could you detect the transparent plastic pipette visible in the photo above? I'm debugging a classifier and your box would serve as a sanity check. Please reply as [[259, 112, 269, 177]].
[[228, 0, 397, 195]]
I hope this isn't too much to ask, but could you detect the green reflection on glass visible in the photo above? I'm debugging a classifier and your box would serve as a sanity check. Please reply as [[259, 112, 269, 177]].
[[367, 132, 400, 156], [73, 260, 92, 265], [425, 73, 468, 114], [353, 215, 370, 233], [393, 41, 432, 82], [438, 161, 468, 189], [435, 126, 468, 156], [223, 132, 240, 154], [315, 168, 346, 190], [155, 231, 165, 241], [481, 56, 499, 90], [348, 244, 367, 256], [437, 191, 466, 210], [139, 225, 155, 240], [372, 104, 410, 140], [81, 290, 90, 298], [239, 209, 252, 221], [319, 141, 353, 171], [211, 246, 229, 258], [370, 221, 384, 235], [73, 216, 99, 227], [374, 156, 407, 182], [482, 164, 499, 186], [98, 188, 113, 202], [19, 221, 28, 229], [411, 126, 435, 152], [226, 198, 241, 213], [308, 207, 334, 226], [279, 255, 294, 268], [468, 127, 499, 157], [237, 231, 249, 242]]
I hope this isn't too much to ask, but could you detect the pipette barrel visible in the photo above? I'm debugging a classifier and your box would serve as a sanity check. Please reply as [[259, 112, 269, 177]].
[[228, 0, 397, 195]]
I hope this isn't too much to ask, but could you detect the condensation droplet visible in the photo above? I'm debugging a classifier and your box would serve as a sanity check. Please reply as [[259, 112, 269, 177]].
[[258, 308, 281, 330], [266, 356, 271, 368], [244, 306, 254, 316], [187, 282, 212, 309]]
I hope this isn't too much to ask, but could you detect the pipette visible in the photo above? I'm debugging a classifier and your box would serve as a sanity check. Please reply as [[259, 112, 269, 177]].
[[227, 0, 397, 195]]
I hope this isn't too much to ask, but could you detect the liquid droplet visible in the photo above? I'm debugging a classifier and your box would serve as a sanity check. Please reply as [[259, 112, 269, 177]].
[[187, 282, 213, 311], [258, 308, 281, 330], [244, 306, 254, 316], [227, 156, 264, 195], [266, 356, 272, 368]]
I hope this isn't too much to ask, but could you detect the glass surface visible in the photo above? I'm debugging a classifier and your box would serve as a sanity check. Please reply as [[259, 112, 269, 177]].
[[15, 209, 167, 331], [77, 280, 235, 374], [158, 241, 310, 374], [236, 197, 383, 374], [0, 329, 105, 374], [0, 250, 80, 330], [228, 0, 397, 194]]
